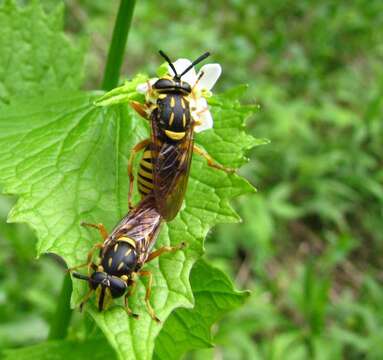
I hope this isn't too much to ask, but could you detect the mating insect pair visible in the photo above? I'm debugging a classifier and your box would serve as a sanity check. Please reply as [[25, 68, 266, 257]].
[[69, 51, 233, 320]]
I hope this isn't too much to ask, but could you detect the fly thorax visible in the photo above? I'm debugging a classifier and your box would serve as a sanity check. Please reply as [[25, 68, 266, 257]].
[[157, 94, 191, 142], [101, 240, 138, 277]]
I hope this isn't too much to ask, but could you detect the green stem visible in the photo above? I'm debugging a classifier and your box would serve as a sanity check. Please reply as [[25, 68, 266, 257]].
[[47, 0, 136, 341], [48, 273, 73, 340], [102, 0, 137, 90]]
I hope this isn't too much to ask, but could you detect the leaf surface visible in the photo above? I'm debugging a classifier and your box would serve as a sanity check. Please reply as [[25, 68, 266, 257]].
[[0, 0, 84, 104], [2, 338, 114, 360], [0, 82, 256, 359], [154, 259, 249, 359]]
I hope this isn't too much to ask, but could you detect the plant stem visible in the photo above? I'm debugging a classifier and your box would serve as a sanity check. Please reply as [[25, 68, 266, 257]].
[[102, 0, 137, 90], [48, 273, 73, 340], [48, 0, 136, 341]]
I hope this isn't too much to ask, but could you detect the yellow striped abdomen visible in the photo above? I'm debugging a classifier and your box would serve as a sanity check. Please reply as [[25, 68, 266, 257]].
[[137, 145, 154, 197]]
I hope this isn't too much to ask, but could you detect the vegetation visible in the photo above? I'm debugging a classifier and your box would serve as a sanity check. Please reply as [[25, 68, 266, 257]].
[[1, 0, 382, 359]]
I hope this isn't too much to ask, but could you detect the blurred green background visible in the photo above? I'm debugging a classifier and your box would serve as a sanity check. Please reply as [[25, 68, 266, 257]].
[[1, 0, 383, 358]]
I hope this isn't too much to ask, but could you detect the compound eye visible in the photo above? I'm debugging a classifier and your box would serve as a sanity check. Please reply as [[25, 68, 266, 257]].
[[181, 81, 192, 93], [109, 277, 127, 298], [90, 272, 107, 289]]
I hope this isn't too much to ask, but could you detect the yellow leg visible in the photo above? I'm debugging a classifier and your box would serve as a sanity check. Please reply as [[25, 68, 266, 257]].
[[67, 243, 103, 274], [81, 222, 109, 240], [146, 242, 186, 263], [139, 270, 160, 323], [145, 80, 158, 100], [130, 101, 151, 121], [79, 288, 94, 312], [128, 138, 151, 209], [193, 145, 235, 173], [124, 282, 139, 319], [127, 278, 137, 297], [147, 80, 153, 94]]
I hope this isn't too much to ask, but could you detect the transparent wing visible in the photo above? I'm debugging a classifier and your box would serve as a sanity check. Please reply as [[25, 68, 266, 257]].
[[110, 196, 162, 254], [152, 121, 194, 221]]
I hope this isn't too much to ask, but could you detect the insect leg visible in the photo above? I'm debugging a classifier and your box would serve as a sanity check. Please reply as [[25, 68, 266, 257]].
[[130, 101, 151, 121], [81, 222, 109, 240], [193, 145, 235, 173], [67, 243, 103, 274], [146, 242, 187, 262], [79, 288, 94, 312], [138, 270, 160, 323], [124, 290, 139, 319], [127, 278, 137, 297], [128, 138, 151, 209]]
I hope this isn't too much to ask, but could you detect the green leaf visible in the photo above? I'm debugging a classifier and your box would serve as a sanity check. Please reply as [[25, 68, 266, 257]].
[[94, 74, 147, 107], [0, 0, 85, 104], [198, 88, 260, 169], [156, 62, 169, 77], [153, 259, 249, 359], [2, 338, 115, 360], [0, 79, 255, 359]]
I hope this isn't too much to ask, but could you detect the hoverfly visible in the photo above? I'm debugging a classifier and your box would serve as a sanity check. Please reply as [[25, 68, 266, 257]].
[[129, 50, 234, 221], [68, 195, 185, 322]]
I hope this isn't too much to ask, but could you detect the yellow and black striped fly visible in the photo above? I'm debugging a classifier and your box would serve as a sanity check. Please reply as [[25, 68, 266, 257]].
[[68, 195, 185, 321], [129, 50, 234, 221]]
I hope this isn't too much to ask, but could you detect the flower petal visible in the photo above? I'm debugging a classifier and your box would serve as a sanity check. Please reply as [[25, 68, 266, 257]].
[[192, 97, 213, 133], [136, 83, 148, 93], [191, 96, 207, 113], [171, 58, 192, 75], [194, 109, 213, 133], [136, 78, 158, 93], [169, 58, 197, 86], [196, 63, 222, 91]]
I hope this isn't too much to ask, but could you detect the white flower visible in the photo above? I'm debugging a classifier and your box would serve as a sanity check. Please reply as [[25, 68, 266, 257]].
[[190, 96, 213, 133], [136, 57, 221, 133], [136, 78, 158, 94]]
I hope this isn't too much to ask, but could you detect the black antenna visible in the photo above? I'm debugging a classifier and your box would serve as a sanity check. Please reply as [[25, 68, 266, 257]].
[[72, 272, 89, 281], [159, 50, 178, 78], [179, 52, 210, 78]]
